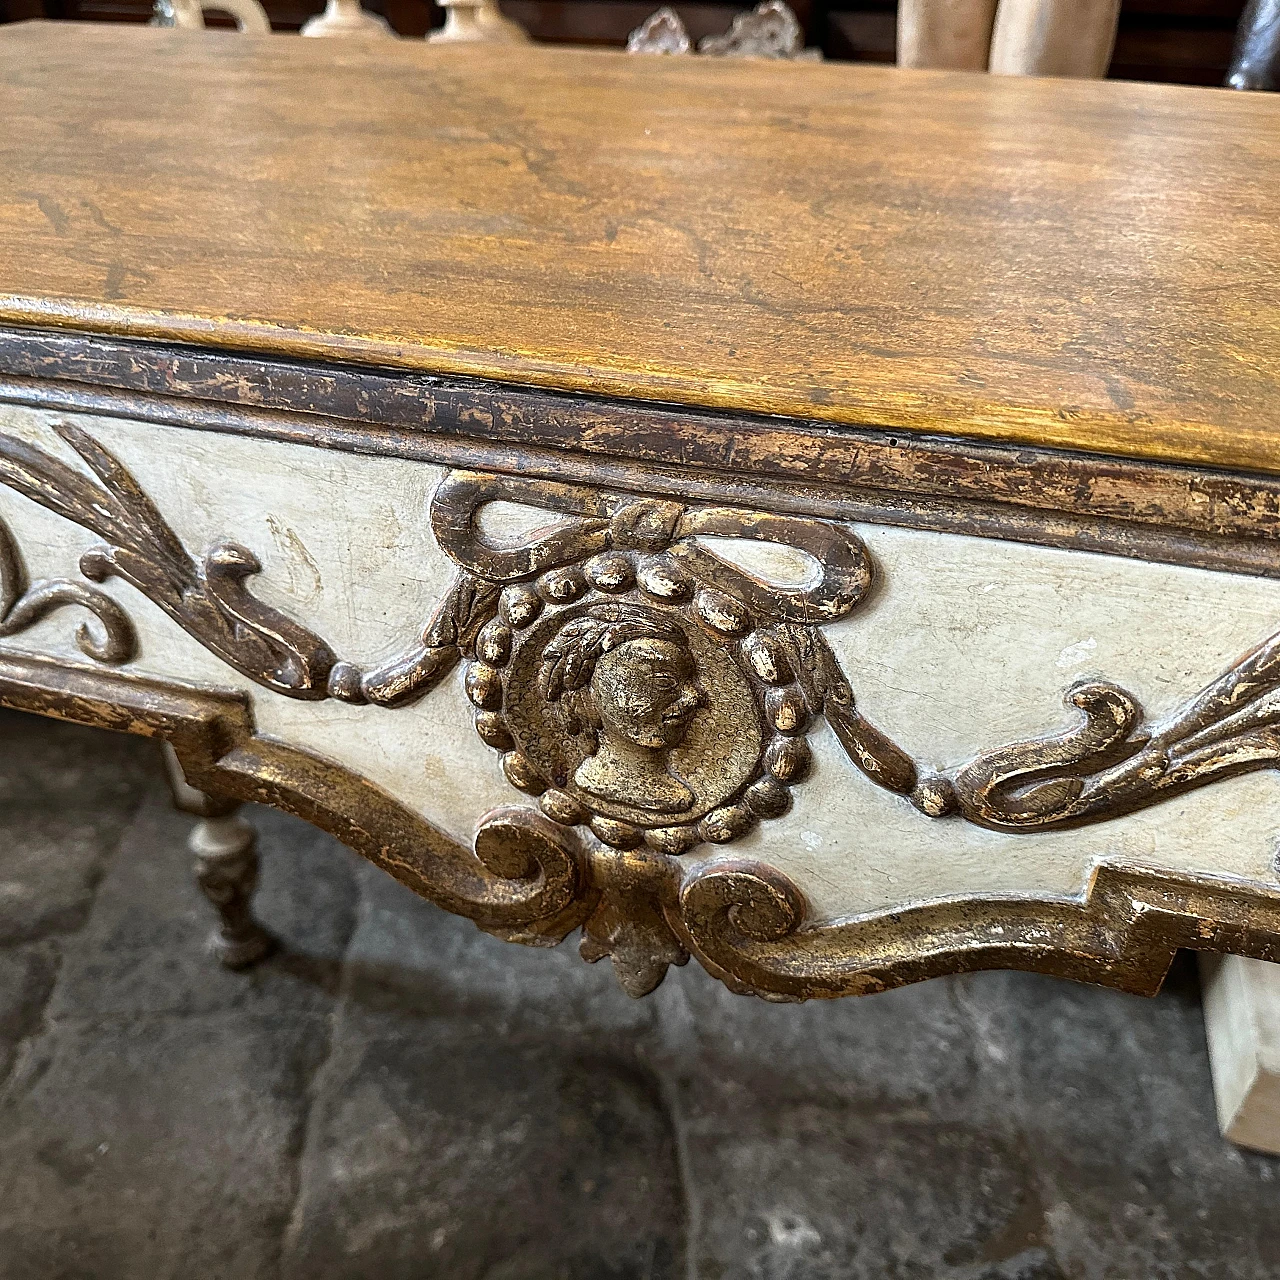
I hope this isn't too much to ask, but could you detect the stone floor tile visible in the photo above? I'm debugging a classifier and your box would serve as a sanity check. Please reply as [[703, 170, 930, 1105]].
[[679, 1106, 1037, 1280], [970, 965, 1280, 1280], [282, 1026, 685, 1280], [0, 809, 138, 947], [636, 962, 1280, 1280], [648, 962, 992, 1112], [645, 970, 1036, 1280], [0, 710, 155, 946], [340, 859, 661, 1041], [0, 708, 156, 813], [0, 1011, 330, 1280], [0, 941, 58, 1084], [281, 865, 681, 1278], [5, 711, 1280, 1280]]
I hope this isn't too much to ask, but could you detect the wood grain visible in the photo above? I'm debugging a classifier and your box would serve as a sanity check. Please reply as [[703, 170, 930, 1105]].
[[1, 22, 1279, 471]]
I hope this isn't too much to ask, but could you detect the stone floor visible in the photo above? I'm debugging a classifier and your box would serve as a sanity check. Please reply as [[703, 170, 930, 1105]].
[[1, 708, 1278, 1280]]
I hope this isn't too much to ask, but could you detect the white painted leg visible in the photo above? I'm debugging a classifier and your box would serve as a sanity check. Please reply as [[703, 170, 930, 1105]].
[[988, 0, 1121, 78], [897, 0, 999, 71], [161, 743, 275, 970], [188, 811, 275, 969], [1200, 953, 1280, 1154]]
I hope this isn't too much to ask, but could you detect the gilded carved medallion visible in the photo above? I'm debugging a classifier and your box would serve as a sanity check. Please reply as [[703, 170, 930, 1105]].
[[477, 586, 793, 849], [8, 425, 1280, 998], [423, 470, 928, 854]]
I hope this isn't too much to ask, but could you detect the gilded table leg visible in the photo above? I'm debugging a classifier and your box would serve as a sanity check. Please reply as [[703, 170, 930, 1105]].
[[161, 743, 275, 969]]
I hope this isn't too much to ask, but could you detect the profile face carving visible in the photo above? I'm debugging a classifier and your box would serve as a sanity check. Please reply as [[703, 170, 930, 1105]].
[[539, 605, 706, 814]]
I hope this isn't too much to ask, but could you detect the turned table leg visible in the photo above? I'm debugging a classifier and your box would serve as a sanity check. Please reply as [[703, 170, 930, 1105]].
[[988, 0, 1121, 78], [160, 743, 275, 969], [897, 0, 999, 71]]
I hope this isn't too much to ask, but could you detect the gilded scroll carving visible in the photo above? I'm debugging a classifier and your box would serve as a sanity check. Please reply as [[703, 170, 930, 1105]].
[[953, 630, 1280, 830], [0, 422, 334, 697], [0, 431, 963, 852], [9, 650, 1280, 1004], [5, 426, 1280, 849], [0, 513, 134, 663], [8, 427, 1280, 997]]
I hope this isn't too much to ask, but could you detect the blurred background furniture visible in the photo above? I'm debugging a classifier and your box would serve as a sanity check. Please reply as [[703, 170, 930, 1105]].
[[897, 0, 993, 69], [628, 0, 814, 56], [987, 0, 1121, 76], [0, 0, 1264, 85], [151, 0, 269, 29], [983, 0, 1116, 76], [898, 0, 1121, 77], [1228, 0, 1280, 86], [427, 0, 527, 42], [301, 0, 393, 35]]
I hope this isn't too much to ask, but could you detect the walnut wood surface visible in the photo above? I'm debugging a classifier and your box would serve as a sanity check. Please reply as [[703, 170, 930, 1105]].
[[2, 23, 1279, 472]]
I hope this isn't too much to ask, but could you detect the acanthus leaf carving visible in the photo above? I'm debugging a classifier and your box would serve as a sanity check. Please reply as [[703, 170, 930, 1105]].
[[578, 845, 688, 998], [954, 623, 1280, 830]]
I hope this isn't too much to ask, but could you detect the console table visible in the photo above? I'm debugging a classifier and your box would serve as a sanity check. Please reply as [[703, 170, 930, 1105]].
[[4, 24, 1280, 1098]]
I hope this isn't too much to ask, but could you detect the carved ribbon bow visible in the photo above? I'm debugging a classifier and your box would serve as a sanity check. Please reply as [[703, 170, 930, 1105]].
[[330, 471, 928, 807], [4, 421, 1276, 845], [430, 471, 870, 620], [331, 470, 863, 694]]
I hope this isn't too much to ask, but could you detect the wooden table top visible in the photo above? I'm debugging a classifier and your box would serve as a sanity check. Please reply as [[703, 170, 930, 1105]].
[[2, 23, 1279, 474]]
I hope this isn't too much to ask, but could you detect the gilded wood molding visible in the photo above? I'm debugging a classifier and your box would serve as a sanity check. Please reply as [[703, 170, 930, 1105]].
[[4, 650, 1280, 1001], [5, 329, 1280, 583]]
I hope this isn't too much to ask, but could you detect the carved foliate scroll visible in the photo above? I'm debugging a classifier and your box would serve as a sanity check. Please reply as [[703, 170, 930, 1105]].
[[955, 641, 1280, 831], [6, 424, 1280, 997], [0, 514, 134, 664], [0, 422, 335, 697]]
